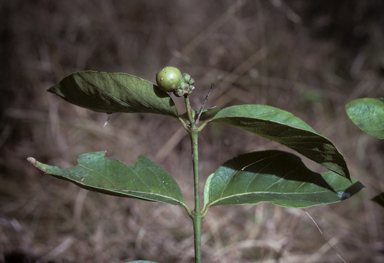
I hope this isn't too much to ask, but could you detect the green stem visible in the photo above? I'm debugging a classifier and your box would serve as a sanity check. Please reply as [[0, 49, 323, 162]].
[[185, 95, 202, 263], [191, 130, 200, 213], [184, 95, 196, 126], [193, 214, 202, 263], [190, 129, 201, 263]]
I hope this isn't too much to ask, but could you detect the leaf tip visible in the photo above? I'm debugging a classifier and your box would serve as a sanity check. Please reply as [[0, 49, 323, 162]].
[[46, 85, 56, 93], [27, 157, 37, 165], [337, 191, 351, 200], [27, 157, 48, 173]]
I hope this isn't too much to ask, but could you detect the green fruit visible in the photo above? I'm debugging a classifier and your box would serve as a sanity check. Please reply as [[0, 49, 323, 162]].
[[183, 73, 191, 83], [156, 66, 183, 92]]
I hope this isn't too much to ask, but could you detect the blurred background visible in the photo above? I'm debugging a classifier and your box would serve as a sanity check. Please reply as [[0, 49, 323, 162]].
[[1, 0, 384, 262]]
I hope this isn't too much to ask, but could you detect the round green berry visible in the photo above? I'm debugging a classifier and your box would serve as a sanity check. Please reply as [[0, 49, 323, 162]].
[[156, 66, 183, 92]]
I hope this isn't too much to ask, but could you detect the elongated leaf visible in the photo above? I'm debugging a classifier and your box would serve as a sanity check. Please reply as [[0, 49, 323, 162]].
[[49, 71, 179, 118], [346, 98, 384, 139], [209, 105, 350, 179], [27, 152, 186, 208], [372, 193, 384, 208], [204, 151, 363, 209]]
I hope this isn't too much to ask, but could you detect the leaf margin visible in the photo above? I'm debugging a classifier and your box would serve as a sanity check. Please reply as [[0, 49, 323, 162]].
[[27, 152, 188, 209], [203, 150, 363, 210], [48, 70, 179, 118], [345, 97, 384, 140], [208, 104, 350, 180]]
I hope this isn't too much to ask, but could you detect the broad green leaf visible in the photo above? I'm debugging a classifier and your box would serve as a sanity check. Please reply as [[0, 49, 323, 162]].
[[209, 105, 350, 180], [27, 152, 186, 208], [346, 98, 384, 139], [204, 151, 363, 209], [180, 106, 220, 121], [372, 193, 384, 208], [48, 71, 179, 118]]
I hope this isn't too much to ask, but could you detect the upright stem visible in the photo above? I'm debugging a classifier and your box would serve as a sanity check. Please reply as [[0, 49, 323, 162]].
[[191, 130, 200, 213], [193, 214, 202, 263], [184, 95, 202, 263], [190, 129, 202, 263]]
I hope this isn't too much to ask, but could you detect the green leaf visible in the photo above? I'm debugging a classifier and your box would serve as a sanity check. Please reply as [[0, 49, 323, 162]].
[[371, 193, 384, 208], [346, 98, 384, 139], [27, 152, 186, 208], [209, 105, 350, 180], [48, 71, 179, 118], [125, 261, 158, 263], [204, 151, 363, 209]]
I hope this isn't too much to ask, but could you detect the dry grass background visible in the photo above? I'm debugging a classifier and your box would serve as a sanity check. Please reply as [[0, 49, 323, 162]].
[[1, 0, 384, 262]]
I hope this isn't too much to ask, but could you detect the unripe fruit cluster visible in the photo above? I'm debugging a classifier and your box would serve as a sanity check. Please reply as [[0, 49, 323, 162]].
[[156, 66, 195, 97]]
